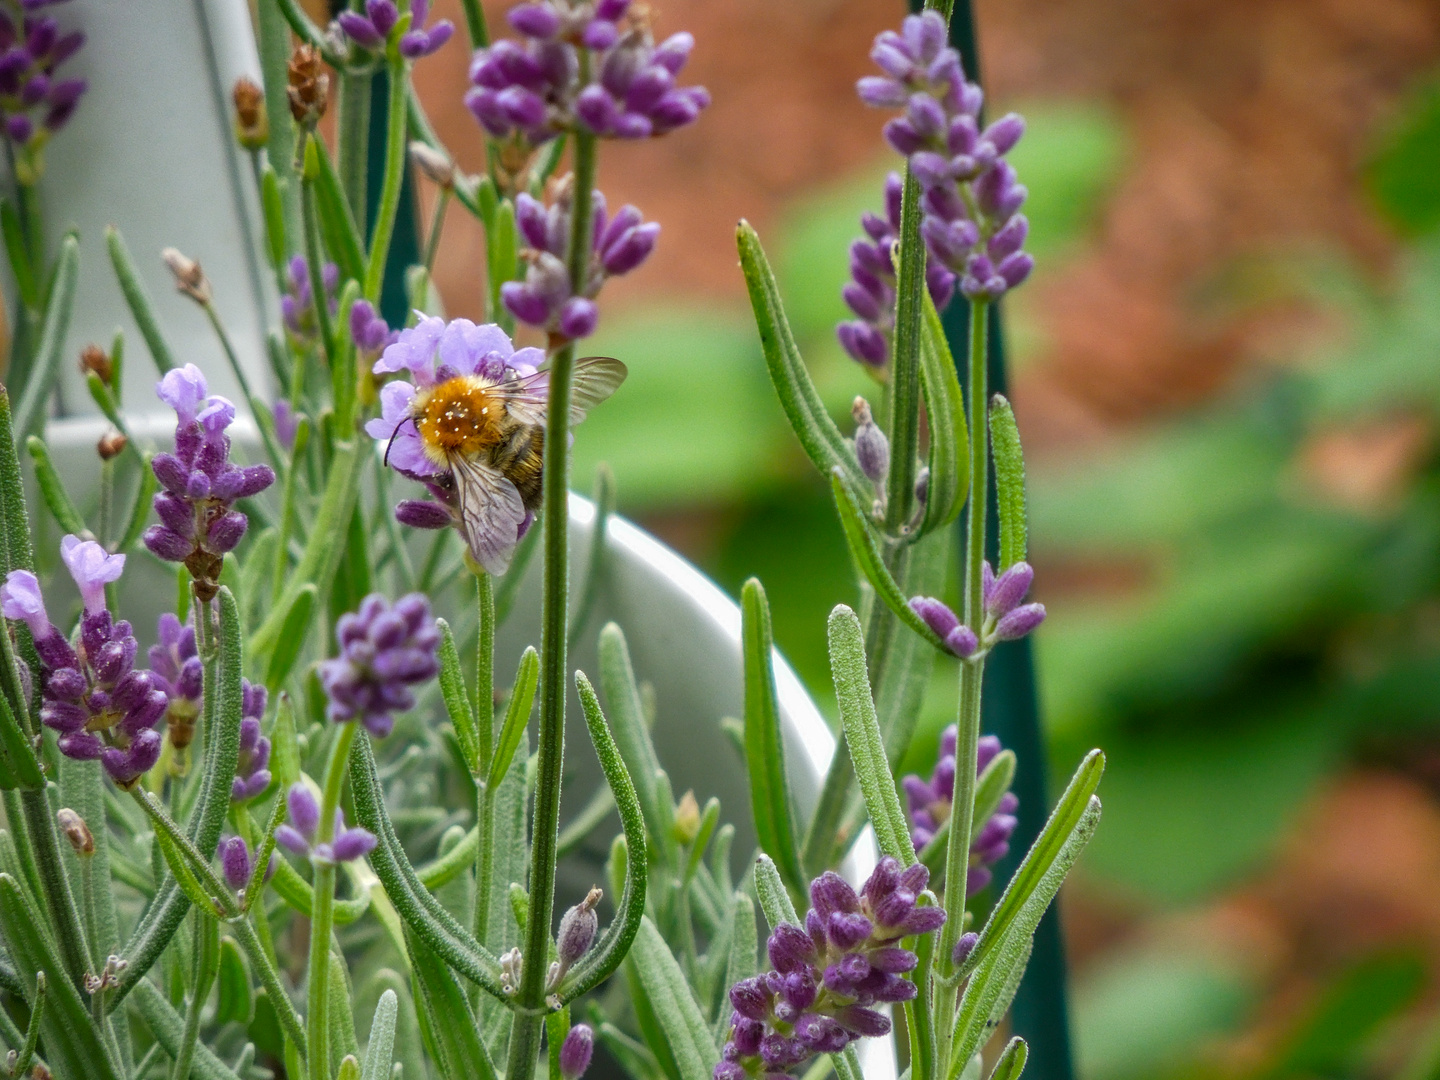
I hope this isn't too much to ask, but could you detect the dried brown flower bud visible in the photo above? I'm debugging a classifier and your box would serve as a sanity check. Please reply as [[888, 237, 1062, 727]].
[[287, 45, 330, 128], [79, 343, 113, 386], [233, 77, 268, 150], [408, 141, 455, 189], [97, 431, 127, 461], [57, 808, 94, 856], [161, 247, 211, 305]]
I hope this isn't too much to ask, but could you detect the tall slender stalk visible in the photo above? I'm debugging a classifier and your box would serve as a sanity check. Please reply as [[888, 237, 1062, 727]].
[[884, 172, 927, 533], [505, 127, 597, 1080], [306, 723, 360, 1080], [364, 61, 409, 303], [338, 70, 372, 224]]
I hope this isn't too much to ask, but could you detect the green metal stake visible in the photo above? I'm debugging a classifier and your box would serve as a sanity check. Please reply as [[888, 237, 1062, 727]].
[[915, 4, 1079, 1080]]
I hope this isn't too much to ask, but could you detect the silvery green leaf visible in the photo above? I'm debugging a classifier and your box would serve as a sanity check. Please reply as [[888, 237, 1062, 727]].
[[713, 892, 757, 1046], [827, 606, 913, 863], [436, 619, 478, 774], [132, 980, 242, 1080], [25, 436, 86, 536], [752, 854, 799, 927], [626, 917, 719, 1080], [598, 623, 670, 864], [919, 289, 969, 535], [264, 583, 317, 692], [404, 927, 499, 1080], [312, 139, 366, 284], [105, 226, 174, 375], [360, 989, 398, 1080], [741, 580, 806, 901], [989, 395, 1027, 570], [215, 937, 255, 1026], [13, 233, 78, 437], [487, 647, 537, 790], [988, 1036, 1028, 1080]]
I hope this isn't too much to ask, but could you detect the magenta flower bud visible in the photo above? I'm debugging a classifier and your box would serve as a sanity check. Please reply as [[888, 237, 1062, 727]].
[[943, 624, 979, 658], [982, 112, 1025, 155], [559, 1025, 594, 1080], [556, 887, 601, 970], [557, 297, 598, 340], [582, 20, 618, 49], [288, 783, 319, 839], [985, 561, 1034, 618], [507, 3, 560, 38], [767, 924, 815, 974], [501, 282, 553, 327], [206, 510, 248, 554], [837, 321, 888, 367], [908, 596, 959, 640], [952, 931, 980, 967], [219, 835, 252, 891], [328, 823, 378, 862], [600, 221, 659, 275], [994, 602, 1045, 641], [851, 398, 889, 486], [337, 10, 384, 47]]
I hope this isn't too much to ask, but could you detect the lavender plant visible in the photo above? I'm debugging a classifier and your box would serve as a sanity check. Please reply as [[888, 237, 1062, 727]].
[[0, 5, 1099, 1080]]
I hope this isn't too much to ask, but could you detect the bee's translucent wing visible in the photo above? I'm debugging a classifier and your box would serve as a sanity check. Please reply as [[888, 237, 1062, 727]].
[[449, 452, 528, 576], [494, 357, 628, 428]]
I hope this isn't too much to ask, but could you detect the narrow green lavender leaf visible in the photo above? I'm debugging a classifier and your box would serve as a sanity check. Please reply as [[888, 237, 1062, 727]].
[[132, 979, 244, 1080], [546, 1009, 570, 1080], [105, 227, 174, 376], [328, 948, 360, 1075], [58, 759, 119, 963], [348, 735, 507, 999], [251, 441, 365, 661], [736, 221, 867, 493], [989, 395, 1027, 570], [478, 730, 527, 1053], [216, 936, 255, 1025], [827, 605, 913, 863], [960, 750, 1105, 982], [436, 619, 478, 773], [569, 461, 614, 650], [0, 689, 41, 788], [360, 989, 398, 1080], [919, 291, 969, 534], [311, 142, 365, 290], [486, 200, 518, 330], [626, 917, 719, 1080], [118, 453, 159, 554], [830, 472, 946, 652], [684, 796, 721, 884], [268, 855, 370, 924], [988, 1036, 1028, 1080], [0, 199, 37, 309], [556, 782, 616, 860], [713, 892, 757, 1047], [949, 931, 1032, 1078], [261, 165, 287, 273], [0, 873, 120, 1080], [403, 927, 499, 1080], [597, 623, 668, 862], [833, 1047, 864, 1080], [264, 583, 317, 692], [0, 388, 34, 577], [740, 579, 805, 901], [752, 854, 798, 927], [559, 672, 650, 1003], [486, 646, 537, 790], [110, 589, 246, 1008], [13, 234, 78, 436], [11, 971, 43, 1078]]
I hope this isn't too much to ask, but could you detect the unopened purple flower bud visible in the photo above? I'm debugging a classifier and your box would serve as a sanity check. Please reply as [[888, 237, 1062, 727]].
[[994, 602, 1045, 641], [985, 561, 1034, 618], [952, 931, 979, 967], [852, 398, 889, 486], [557, 297, 598, 340], [555, 886, 602, 971], [767, 924, 815, 974], [909, 596, 958, 640], [219, 835, 252, 891], [395, 500, 453, 530], [559, 1025, 594, 1080]]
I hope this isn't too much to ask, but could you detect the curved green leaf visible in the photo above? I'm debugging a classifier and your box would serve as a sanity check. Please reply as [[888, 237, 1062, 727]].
[[919, 290, 969, 534], [436, 619, 478, 774], [486, 646, 537, 790], [989, 394, 1027, 570], [13, 234, 78, 436], [265, 583, 317, 692], [105, 226, 174, 376], [626, 917, 719, 1080]]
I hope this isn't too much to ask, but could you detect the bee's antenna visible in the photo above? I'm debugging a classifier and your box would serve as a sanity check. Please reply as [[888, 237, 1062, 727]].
[[384, 417, 415, 467]]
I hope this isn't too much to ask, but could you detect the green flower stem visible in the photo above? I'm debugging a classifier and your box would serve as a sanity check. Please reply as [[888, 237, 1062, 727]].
[[229, 914, 308, 1061], [338, 69, 372, 224], [457, 0, 488, 48], [129, 788, 235, 914], [307, 722, 360, 1080], [202, 300, 285, 470], [424, 189, 450, 274], [300, 163, 337, 371], [170, 912, 218, 1080], [472, 567, 497, 951], [505, 126, 598, 1080], [19, 786, 90, 988], [883, 172, 926, 534], [933, 299, 990, 1068], [364, 58, 410, 303]]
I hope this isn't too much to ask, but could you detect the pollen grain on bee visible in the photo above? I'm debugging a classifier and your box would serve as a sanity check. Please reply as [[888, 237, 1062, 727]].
[[413, 374, 506, 462]]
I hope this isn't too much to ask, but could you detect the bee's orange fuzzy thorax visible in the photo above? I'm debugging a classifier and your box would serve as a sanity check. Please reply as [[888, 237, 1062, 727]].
[[413, 376, 504, 464]]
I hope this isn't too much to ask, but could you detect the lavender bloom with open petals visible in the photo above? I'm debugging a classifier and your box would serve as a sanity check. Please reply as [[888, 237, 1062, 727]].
[[318, 593, 439, 739], [275, 783, 376, 865], [715, 858, 943, 1080], [903, 728, 1019, 895], [365, 317, 545, 573], [142, 364, 275, 599], [501, 187, 658, 340], [858, 11, 1033, 303], [1, 539, 167, 788]]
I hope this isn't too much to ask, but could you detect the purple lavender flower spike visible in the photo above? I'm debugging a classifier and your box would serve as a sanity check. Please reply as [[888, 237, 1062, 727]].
[[350, 299, 397, 357], [218, 835, 274, 893], [317, 593, 440, 738], [275, 783, 319, 855], [716, 858, 943, 1079], [979, 559, 1045, 642], [857, 12, 1033, 304], [143, 364, 275, 598], [231, 680, 272, 801], [3, 540, 168, 787], [559, 1025, 594, 1080], [902, 725, 1019, 895], [282, 256, 340, 344], [0, 4, 86, 176], [907, 596, 978, 658]]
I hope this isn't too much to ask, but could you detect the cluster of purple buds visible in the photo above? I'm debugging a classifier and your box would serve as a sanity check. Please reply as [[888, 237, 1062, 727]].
[[142, 365, 276, 599], [218, 835, 276, 895], [715, 857, 944, 1079], [501, 187, 658, 340], [859, 11, 1033, 303], [317, 593, 440, 739], [836, 172, 957, 369], [350, 299, 397, 361], [281, 256, 340, 345], [149, 612, 201, 770], [909, 560, 1045, 659], [903, 730, 1019, 894], [337, 0, 453, 59], [232, 680, 271, 802], [0, 3, 85, 169], [0, 539, 167, 787], [466, 0, 707, 150], [275, 783, 376, 865]]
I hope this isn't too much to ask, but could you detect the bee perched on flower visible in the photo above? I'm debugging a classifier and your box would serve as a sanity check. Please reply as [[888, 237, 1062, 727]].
[[367, 315, 625, 574]]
